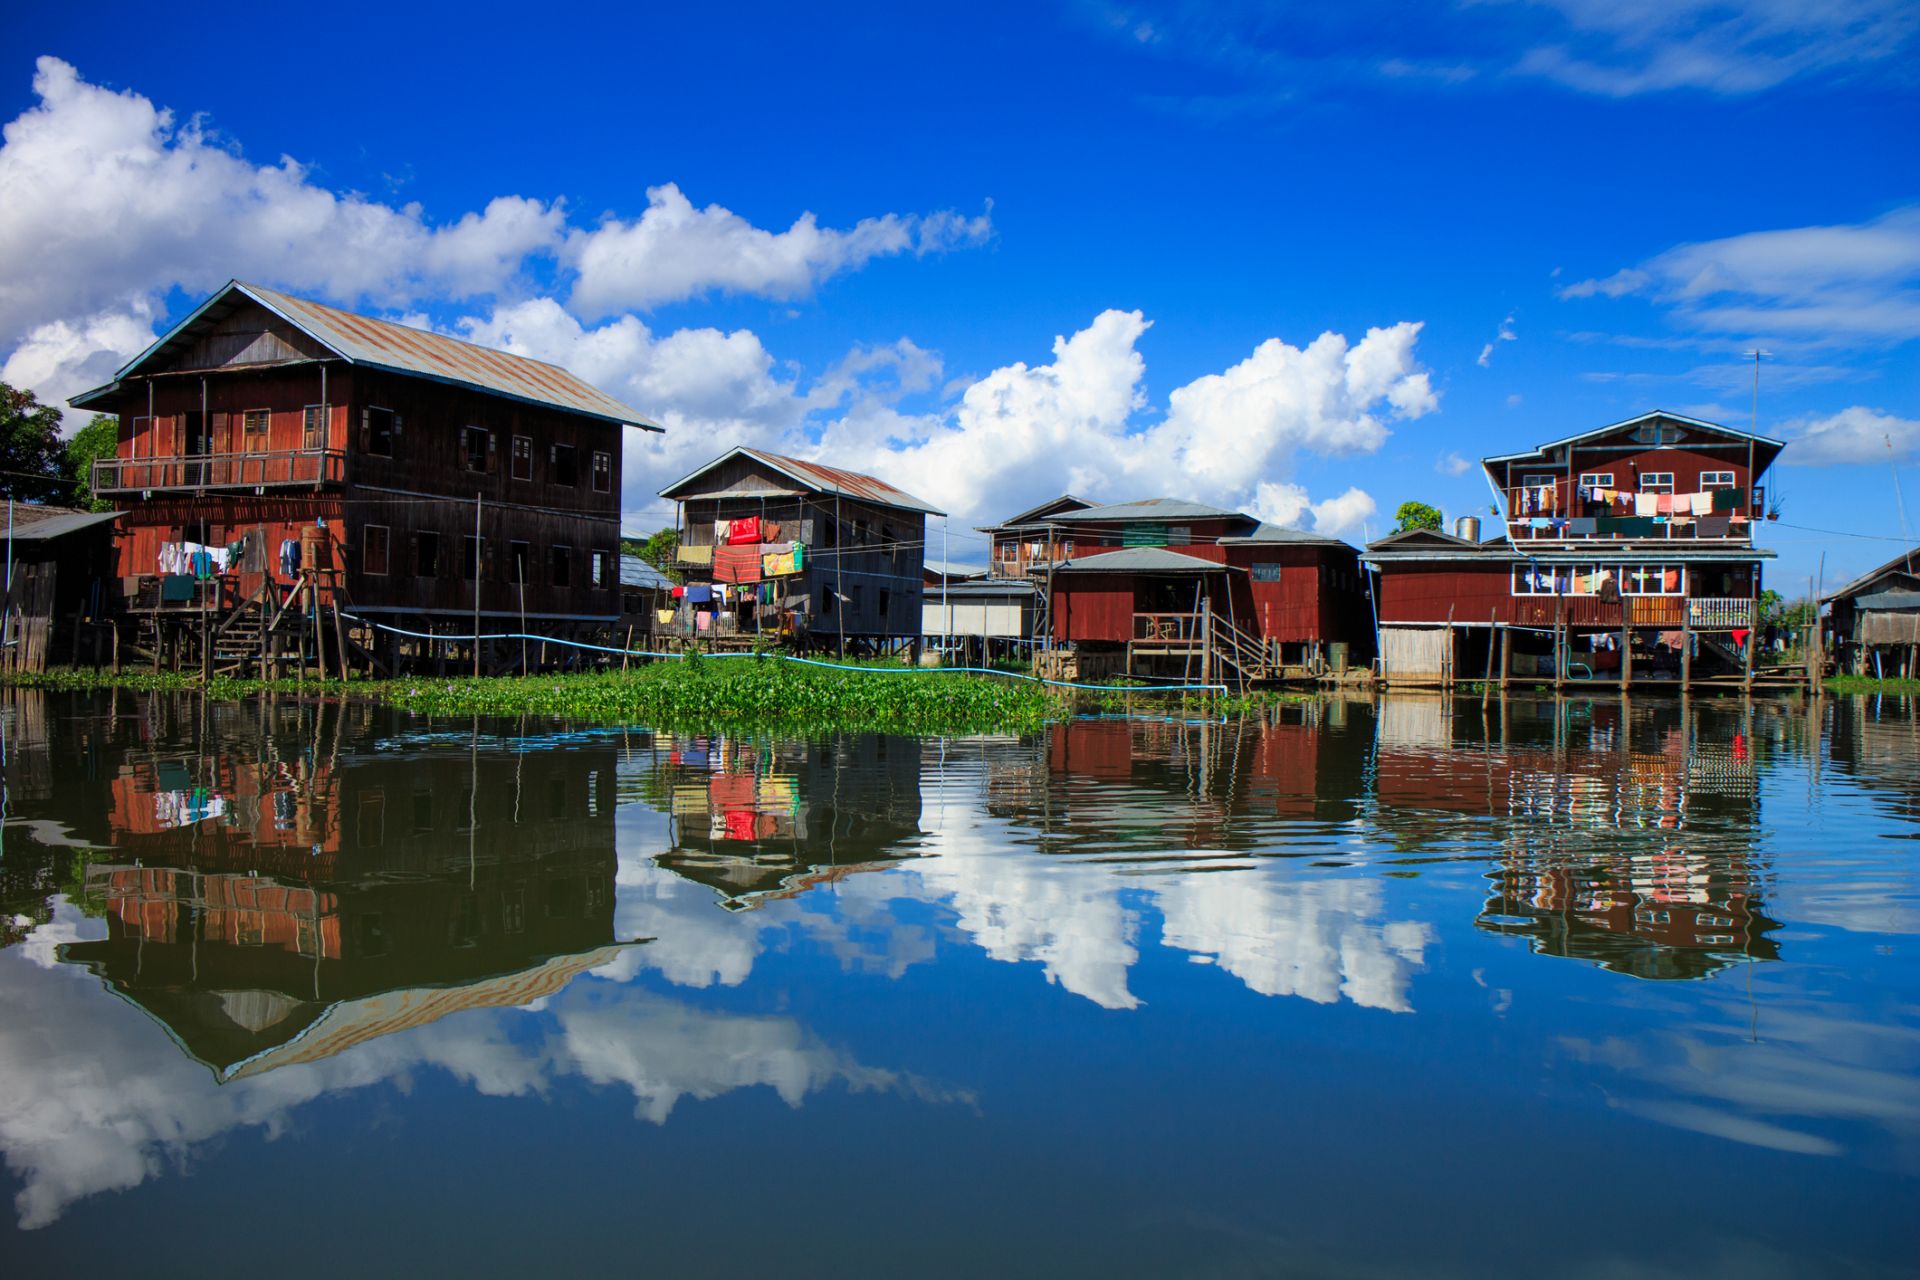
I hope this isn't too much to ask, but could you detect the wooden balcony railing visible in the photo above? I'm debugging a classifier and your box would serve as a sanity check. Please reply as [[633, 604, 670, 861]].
[[1687, 597, 1753, 630], [1134, 612, 1204, 643], [93, 448, 345, 495]]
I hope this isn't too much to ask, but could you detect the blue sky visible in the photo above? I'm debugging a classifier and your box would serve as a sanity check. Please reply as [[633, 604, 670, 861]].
[[3, 0, 1915, 590]]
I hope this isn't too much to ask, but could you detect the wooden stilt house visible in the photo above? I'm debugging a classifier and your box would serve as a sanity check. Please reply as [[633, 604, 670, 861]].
[[68, 280, 662, 676]]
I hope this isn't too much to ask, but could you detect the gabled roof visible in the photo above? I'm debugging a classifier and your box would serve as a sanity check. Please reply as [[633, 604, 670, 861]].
[[1054, 546, 1233, 574], [70, 280, 662, 430], [1366, 527, 1480, 552], [1854, 590, 1920, 612], [618, 554, 675, 592], [978, 493, 1093, 531], [1822, 545, 1920, 603], [924, 560, 987, 579], [659, 446, 944, 516], [1482, 410, 1784, 467], [0, 506, 121, 541], [1056, 497, 1247, 523], [1220, 522, 1352, 549]]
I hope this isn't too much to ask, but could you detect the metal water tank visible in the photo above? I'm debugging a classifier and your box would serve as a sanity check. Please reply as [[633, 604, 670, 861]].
[[1454, 515, 1481, 542]]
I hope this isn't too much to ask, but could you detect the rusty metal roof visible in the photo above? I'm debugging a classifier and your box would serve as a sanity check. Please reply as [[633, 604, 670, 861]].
[[660, 446, 944, 516], [74, 280, 661, 431]]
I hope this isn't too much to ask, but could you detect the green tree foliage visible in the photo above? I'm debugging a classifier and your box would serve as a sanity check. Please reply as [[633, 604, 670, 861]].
[[61, 414, 119, 512], [621, 527, 682, 583], [1392, 500, 1444, 534], [0, 383, 71, 502]]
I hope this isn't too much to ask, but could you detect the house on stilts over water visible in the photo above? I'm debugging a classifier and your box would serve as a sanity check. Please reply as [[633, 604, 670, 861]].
[[68, 280, 662, 676], [1365, 411, 1786, 689], [658, 447, 941, 655], [981, 496, 1374, 688]]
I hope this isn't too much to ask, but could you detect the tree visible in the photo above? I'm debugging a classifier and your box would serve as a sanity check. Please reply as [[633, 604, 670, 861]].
[[1392, 500, 1444, 534], [620, 527, 682, 583], [61, 414, 119, 512], [0, 383, 70, 502]]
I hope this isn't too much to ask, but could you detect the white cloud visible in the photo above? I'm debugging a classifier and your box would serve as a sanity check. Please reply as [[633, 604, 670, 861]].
[[1476, 313, 1517, 367], [1558, 205, 1920, 343], [0, 58, 989, 422], [567, 184, 992, 317], [1305, 487, 1378, 538], [1780, 405, 1920, 465], [1506, 0, 1920, 96], [1436, 450, 1472, 476]]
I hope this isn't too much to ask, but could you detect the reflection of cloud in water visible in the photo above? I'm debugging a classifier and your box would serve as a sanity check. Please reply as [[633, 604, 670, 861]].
[[0, 902, 916, 1230], [1157, 876, 1432, 1013], [1558, 997, 1920, 1162]]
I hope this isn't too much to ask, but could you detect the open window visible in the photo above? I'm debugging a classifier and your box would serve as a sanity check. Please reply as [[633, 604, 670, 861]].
[[550, 443, 577, 487], [362, 407, 396, 457], [549, 544, 572, 588], [415, 530, 440, 578], [463, 426, 492, 473], [590, 549, 611, 589]]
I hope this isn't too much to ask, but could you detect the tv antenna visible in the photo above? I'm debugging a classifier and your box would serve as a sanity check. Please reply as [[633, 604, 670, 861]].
[[1744, 349, 1771, 436]]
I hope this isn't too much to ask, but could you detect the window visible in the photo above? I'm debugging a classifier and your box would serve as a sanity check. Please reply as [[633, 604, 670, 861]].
[[509, 540, 531, 585], [1701, 470, 1736, 489], [819, 585, 835, 614], [415, 530, 440, 578], [1521, 473, 1558, 488], [1579, 472, 1614, 487], [590, 549, 611, 589], [1165, 525, 1191, 546], [1639, 472, 1675, 493], [462, 535, 486, 582], [303, 404, 327, 449], [549, 544, 572, 588], [591, 450, 611, 493], [1623, 563, 1683, 596], [242, 408, 270, 437], [878, 587, 892, 619], [463, 426, 491, 473], [361, 406, 396, 457], [1252, 562, 1282, 583], [1631, 422, 1683, 445], [1512, 564, 1572, 595], [363, 525, 390, 576], [512, 435, 533, 482], [550, 443, 577, 487]]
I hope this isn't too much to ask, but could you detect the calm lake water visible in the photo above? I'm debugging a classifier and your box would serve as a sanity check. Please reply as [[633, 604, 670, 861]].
[[0, 689, 1915, 1277]]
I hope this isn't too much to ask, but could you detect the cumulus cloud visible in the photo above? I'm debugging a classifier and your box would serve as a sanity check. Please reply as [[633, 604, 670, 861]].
[[1558, 205, 1920, 344], [567, 184, 992, 316], [1436, 450, 1472, 476], [0, 57, 990, 419], [1780, 406, 1920, 465]]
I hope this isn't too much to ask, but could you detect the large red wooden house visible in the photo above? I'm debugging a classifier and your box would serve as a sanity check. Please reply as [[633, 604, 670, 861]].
[[1365, 411, 1783, 688], [69, 280, 660, 673], [994, 496, 1373, 685]]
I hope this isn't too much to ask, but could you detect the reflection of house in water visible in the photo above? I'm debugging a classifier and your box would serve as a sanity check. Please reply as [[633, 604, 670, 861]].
[[988, 702, 1375, 853], [647, 733, 924, 910], [58, 715, 632, 1079], [1372, 698, 1778, 979]]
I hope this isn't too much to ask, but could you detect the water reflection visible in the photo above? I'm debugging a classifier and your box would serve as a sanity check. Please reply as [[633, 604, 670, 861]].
[[1, 686, 1914, 1272]]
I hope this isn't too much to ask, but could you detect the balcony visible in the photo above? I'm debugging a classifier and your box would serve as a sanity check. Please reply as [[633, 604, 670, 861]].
[[1687, 597, 1752, 630], [1505, 482, 1760, 542], [93, 448, 345, 496]]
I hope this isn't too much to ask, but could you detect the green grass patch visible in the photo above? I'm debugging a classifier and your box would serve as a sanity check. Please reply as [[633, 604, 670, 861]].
[[1823, 674, 1920, 695]]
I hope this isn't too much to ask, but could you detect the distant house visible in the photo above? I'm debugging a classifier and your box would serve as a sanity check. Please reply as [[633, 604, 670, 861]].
[[1822, 547, 1920, 676], [618, 554, 677, 641], [0, 505, 122, 671], [67, 279, 661, 675], [1365, 411, 1782, 687], [658, 447, 942, 653], [978, 494, 1092, 580], [986, 496, 1371, 685]]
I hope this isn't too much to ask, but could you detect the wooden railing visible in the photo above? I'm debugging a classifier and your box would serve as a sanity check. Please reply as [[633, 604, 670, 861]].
[[1134, 612, 1203, 643], [93, 448, 345, 494], [1687, 597, 1753, 630]]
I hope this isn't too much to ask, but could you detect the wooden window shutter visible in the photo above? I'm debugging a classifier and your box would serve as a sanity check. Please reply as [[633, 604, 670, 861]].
[[487, 430, 497, 472]]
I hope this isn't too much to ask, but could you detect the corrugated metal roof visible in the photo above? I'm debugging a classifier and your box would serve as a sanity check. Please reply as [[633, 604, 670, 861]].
[[1220, 522, 1350, 548], [1822, 548, 1920, 603], [1482, 410, 1784, 464], [929, 578, 1036, 596], [1855, 590, 1920, 611], [1054, 547, 1232, 574], [978, 493, 1093, 531], [925, 560, 987, 579], [619, 554, 675, 591], [0, 507, 121, 541], [660, 446, 944, 515], [1058, 497, 1246, 523], [77, 280, 661, 430]]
